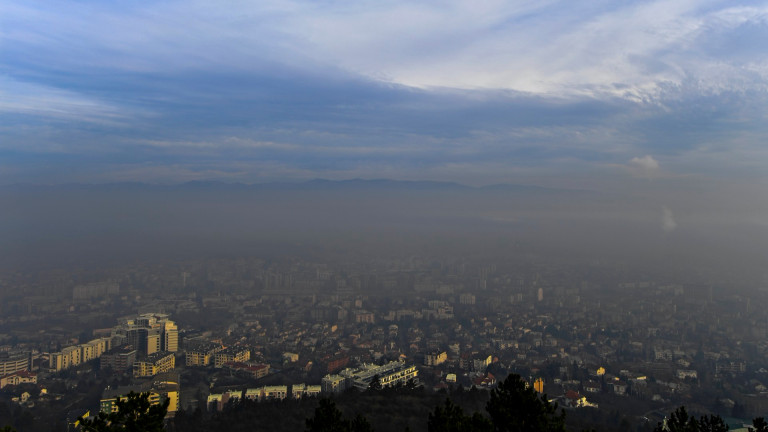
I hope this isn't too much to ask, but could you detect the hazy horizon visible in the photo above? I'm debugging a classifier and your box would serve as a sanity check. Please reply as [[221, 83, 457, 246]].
[[0, 180, 764, 291]]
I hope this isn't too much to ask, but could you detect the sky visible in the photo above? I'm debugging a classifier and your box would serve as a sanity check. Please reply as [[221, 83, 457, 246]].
[[1, 0, 768, 194]]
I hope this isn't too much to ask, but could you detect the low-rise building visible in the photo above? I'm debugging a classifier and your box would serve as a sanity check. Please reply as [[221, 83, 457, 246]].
[[561, 390, 598, 409], [208, 390, 242, 411], [214, 347, 250, 368], [424, 351, 447, 366], [50, 338, 112, 371], [100, 378, 179, 418], [282, 352, 299, 363], [260, 386, 288, 400], [224, 362, 269, 379], [321, 374, 348, 394], [0, 371, 37, 389], [133, 352, 175, 378], [185, 343, 223, 367], [328, 360, 418, 391], [292, 383, 321, 399]]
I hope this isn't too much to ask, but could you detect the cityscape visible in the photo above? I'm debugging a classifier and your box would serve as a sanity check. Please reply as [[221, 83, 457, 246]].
[[2, 0, 768, 431], [2, 248, 768, 430]]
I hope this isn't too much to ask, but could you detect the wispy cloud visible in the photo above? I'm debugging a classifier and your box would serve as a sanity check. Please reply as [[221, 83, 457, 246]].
[[4, 1, 767, 96], [0, 76, 128, 123], [281, 1, 768, 98]]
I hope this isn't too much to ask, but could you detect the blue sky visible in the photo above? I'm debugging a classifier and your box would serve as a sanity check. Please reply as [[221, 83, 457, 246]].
[[1, 0, 767, 194]]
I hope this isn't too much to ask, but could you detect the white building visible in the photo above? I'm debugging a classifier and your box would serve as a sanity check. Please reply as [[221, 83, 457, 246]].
[[243, 386, 288, 401], [292, 383, 322, 399], [321, 374, 348, 394], [338, 360, 418, 391]]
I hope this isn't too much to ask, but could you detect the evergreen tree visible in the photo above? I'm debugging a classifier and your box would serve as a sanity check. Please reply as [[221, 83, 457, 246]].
[[306, 399, 349, 432], [368, 375, 382, 391], [698, 414, 729, 432], [428, 398, 492, 432], [485, 374, 565, 432], [350, 414, 374, 432], [653, 407, 731, 432], [78, 391, 169, 432], [654, 406, 698, 432], [306, 399, 375, 432], [751, 417, 768, 432]]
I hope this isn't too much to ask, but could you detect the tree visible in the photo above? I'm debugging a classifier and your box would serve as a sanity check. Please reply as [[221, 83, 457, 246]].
[[350, 414, 374, 432], [405, 378, 417, 390], [485, 374, 565, 432], [654, 406, 698, 432], [751, 417, 768, 432], [428, 398, 492, 432], [698, 414, 728, 432], [306, 399, 375, 432], [78, 391, 169, 432], [368, 375, 382, 391], [1, 426, 17, 432], [306, 399, 347, 432], [654, 407, 730, 432]]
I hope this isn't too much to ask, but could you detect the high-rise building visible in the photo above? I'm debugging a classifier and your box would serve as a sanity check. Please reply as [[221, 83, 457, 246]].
[[100, 346, 137, 372], [114, 313, 179, 356], [163, 322, 178, 352], [126, 328, 149, 355], [147, 328, 162, 355], [49, 314, 176, 372]]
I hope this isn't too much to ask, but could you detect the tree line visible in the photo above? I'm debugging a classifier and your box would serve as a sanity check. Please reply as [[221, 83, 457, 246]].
[[652, 406, 767, 432], [307, 374, 565, 432], [5, 375, 768, 431]]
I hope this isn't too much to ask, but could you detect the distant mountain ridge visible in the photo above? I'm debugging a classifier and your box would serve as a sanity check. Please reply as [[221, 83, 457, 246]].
[[1, 178, 579, 194]]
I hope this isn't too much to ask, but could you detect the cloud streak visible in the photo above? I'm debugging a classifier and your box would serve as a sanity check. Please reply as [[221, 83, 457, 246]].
[[0, 76, 129, 123], [4, 1, 768, 96]]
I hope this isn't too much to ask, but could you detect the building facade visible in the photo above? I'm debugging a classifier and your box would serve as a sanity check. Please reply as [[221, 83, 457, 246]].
[[214, 348, 251, 367], [133, 352, 175, 378], [0, 351, 30, 375], [324, 361, 419, 392], [50, 338, 112, 372]]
